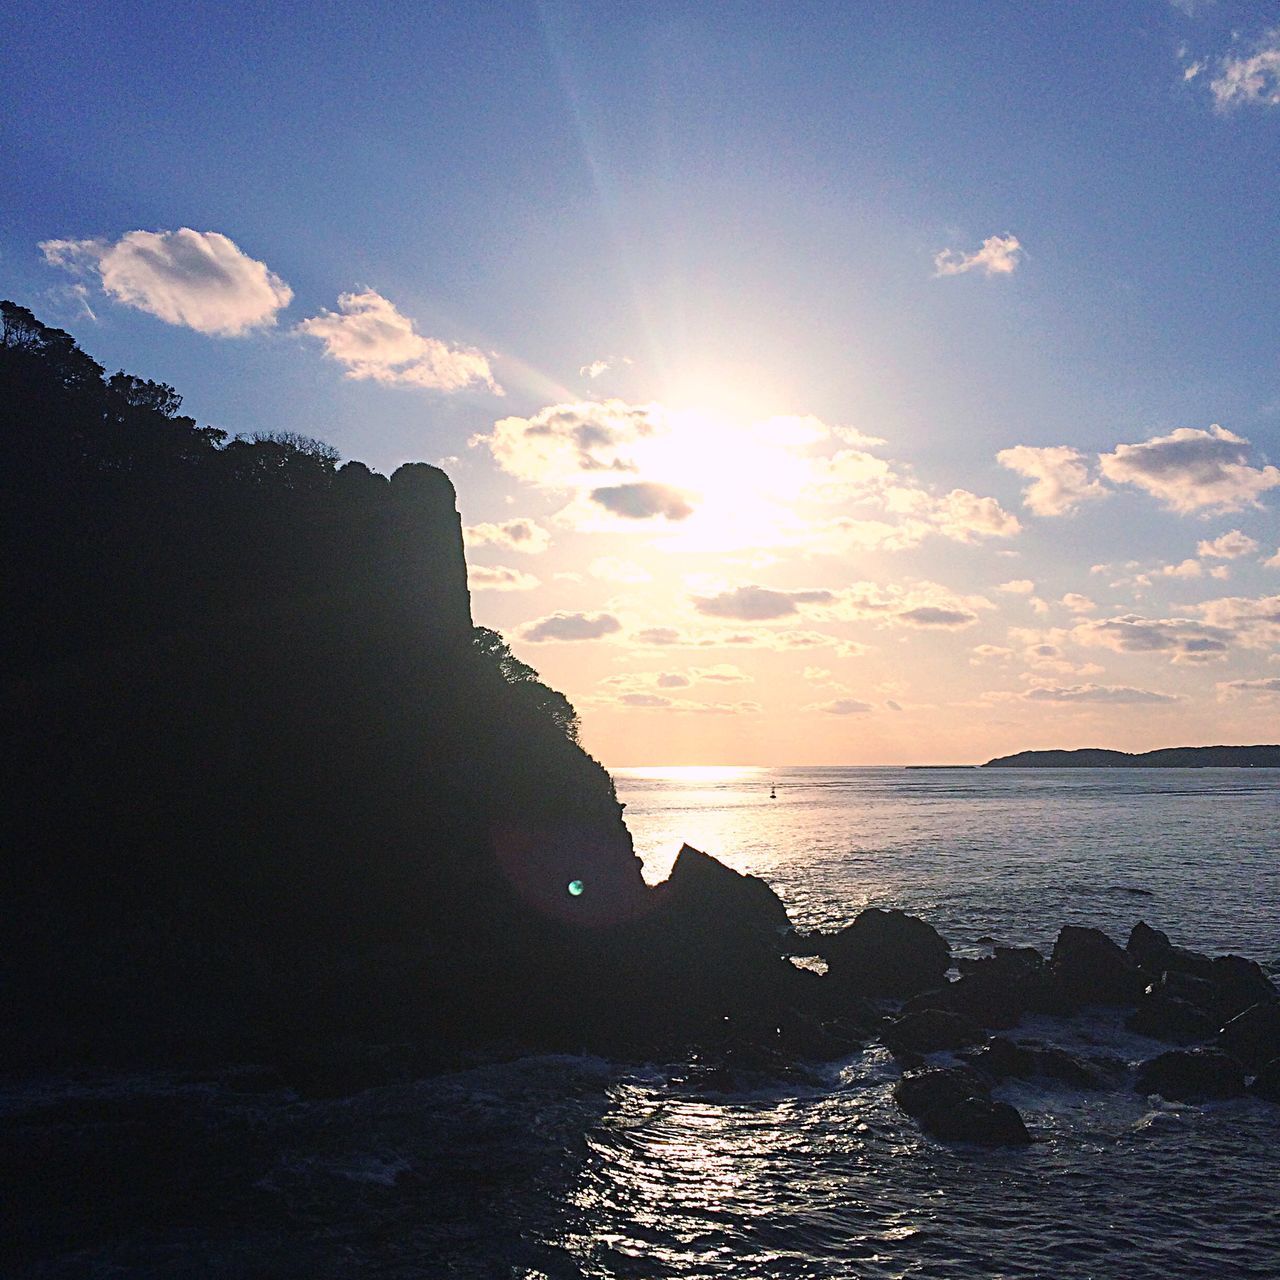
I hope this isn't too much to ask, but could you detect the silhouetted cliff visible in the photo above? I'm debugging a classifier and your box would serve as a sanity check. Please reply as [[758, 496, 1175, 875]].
[[983, 746, 1280, 768], [2, 302, 660, 1065]]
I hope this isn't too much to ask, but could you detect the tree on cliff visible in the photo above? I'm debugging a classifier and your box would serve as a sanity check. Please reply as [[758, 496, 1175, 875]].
[[473, 625, 582, 744]]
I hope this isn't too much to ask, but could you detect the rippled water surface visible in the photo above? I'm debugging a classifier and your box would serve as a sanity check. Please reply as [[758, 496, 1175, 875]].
[[8, 768, 1280, 1278]]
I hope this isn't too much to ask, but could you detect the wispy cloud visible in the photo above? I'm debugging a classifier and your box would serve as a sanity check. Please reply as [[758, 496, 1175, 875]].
[[1210, 28, 1280, 110], [1022, 683, 1182, 705], [463, 518, 551, 554], [589, 481, 695, 521], [41, 228, 292, 335], [996, 445, 1108, 516], [300, 289, 500, 392], [692, 585, 834, 621], [520, 611, 622, 642], [933, 234, 1023, 278], [467, 564, 540, 591]]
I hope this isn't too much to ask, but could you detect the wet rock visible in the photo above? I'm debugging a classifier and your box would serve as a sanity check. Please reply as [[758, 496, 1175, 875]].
[[920, 1096, 1033, 1146], [1217, 1002, 1280, 1072], [893, 1065, 990, 1119], [1155, 968, 1218, 1013], [962, 1037, 1104, 1090], [1135, 1047, 1246, 1102], [773, 1009, 860, 1061], [1051, 925, 1145, 1006], [823, 908, 951, 999], [882, 1008, 985, 1056], [661, 844, 792, 941], [1127, 992, 1217, 1045], [1248, 1058, 1280, 1103], [1210, 955, 1278, 1020]]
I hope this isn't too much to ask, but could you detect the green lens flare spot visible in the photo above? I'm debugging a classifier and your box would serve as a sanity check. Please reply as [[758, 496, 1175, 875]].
[[567, 879, 585, 897]]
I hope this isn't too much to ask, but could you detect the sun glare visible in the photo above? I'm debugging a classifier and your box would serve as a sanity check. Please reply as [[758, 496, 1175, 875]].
[[617, 765, 765, 784]]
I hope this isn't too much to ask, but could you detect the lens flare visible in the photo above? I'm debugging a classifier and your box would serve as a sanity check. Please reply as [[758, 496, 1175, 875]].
[[567, 879, 585, 897]]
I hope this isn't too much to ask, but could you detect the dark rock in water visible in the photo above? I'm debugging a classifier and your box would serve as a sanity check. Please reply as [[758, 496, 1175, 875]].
[[661, 843, 792, 938], [962, 1036, 1038, 1080], [1127, 992, 1217, 1045], [921, 1096, 1033, 1146], [1128, 921, 1172, 969], [882, 1008, 984, 1056], [962, 1037, 1105, 1090], [917, 945, 1070, 1028], [1249, 1058, 1280, 1103], [1051, 925, 1145, 1006], [1155, 968, 1218, 1013], [1210, 955, 1278, 1019], [772, 1009, 861, 1061], [1135, 1047, 1246, 1101], [1217, 1002, 1280, 1072], [893, 1065, 990, 1119], [823, 908, 951, 998], [1163, 946, 1215, 983]]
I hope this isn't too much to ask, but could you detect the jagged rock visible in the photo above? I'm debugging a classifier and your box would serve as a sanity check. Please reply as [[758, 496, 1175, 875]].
[[915, 945, 1072, 1028], [1217, 1002, 1280, 1072], [920, 1096, 1033, 1146], [1127, 992, 1217, 1045], [1128, 921, 1172, 970], [1155, 968, 1218, 1012], [1135, 1047, 1246, 1101], [823, 908, 951, 998], [1051, 925, 1145, 1006], [1249, 1058, 1280, 1103], [893, 1066, 990, 1118], [772, 1009, 860, 1061], [883, 1008, 985, 1056], [1211, 956, 1278, 1019], [661, 844, 792, 939]]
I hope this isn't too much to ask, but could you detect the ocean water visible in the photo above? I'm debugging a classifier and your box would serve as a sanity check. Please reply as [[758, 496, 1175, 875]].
[[7, 767, 1280, 1279]]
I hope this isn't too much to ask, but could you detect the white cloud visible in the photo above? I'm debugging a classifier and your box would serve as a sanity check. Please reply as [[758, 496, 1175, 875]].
[[463, 518, 551, 554], [41, 228, 292, 335], [692, 585, 835, 621], [996, 444, 1108, 516], [1098, 425, 1280, 514], [1210, 28, 1280, 110], [998, 579, 1036, 595], [468, 564, 540, 591], [1023, 683, 1182, 705], [934, 234, 1023, 277], [521, 611, 622, 642], [300, 289, 499, 392], [1197, 529, 1259, 559], [930, 489, 1022, 541], [897, 605, 979, 629], [1073, 614, 1235, 663], [807, 697, 874, 715], [1266, 548, 1280, 569], [1193, 593, 1280, 648], [971, 644, 1014, 664], [580, 356, 630, 379], [1157, 558, 1202, 579]]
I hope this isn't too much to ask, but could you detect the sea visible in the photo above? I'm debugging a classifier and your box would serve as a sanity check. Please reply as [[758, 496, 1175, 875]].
[[7, 766, 1280, 1279]]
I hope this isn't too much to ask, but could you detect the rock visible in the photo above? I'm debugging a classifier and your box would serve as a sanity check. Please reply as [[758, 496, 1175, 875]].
[[1248, 1058, 1280, 1103], [893, 1065, 990, 1119], [1127, 992, 1217, 1045], [882, 1008, 985, 1056], [661, 844, 792, 940], [1128, 920, 1172, 970], [1211, 955, 1278, 1019], [1155, 968, 1218, 1012], [823, 908, 951, 998], [962, 1037, 1105, 1090], [1217, 1002, 1280, 1071], [1135, 1047, 1246, 1101], [1051, 925, 1145, 1006], [920, 1096, 1033, 1146], [1162, 946, 1215, 983], [962, 1036, 1038, 1080]]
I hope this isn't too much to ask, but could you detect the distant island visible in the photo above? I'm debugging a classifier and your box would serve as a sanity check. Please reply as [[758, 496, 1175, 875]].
[[983, 745, 1280, 769]]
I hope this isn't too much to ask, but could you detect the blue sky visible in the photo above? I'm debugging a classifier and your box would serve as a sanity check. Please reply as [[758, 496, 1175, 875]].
[[4, 1, 1278, 763]]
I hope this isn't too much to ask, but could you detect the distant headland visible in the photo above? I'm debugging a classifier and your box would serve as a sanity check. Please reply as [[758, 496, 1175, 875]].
[[982, 745, 1280, 768]]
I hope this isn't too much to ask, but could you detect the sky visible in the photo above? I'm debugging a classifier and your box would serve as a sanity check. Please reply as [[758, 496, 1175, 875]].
[[3, 1, 1279, 765]]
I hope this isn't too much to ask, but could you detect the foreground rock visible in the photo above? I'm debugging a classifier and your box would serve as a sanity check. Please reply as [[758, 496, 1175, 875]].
[[823, 908, 951, 999], [1051, 926, 1145, 1006], [882, 1009, 984, 1057], [1248, 1058, 1280, 1103], [1135, 1048, 1246, 1101], [961, 1037, 1106, 1090], [907, 945, 1067, 1030], [921, 1096, 1032, 1146]]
